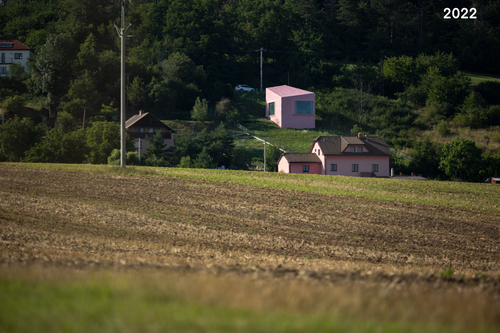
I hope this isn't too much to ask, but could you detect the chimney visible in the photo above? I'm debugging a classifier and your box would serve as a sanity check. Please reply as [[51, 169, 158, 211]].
[[358, 132, 363, 138], [139, 110, 142, 115]]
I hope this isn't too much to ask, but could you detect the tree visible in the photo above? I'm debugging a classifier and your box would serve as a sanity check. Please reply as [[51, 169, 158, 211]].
[[191, 97, 208, 121], [409, 138, 442, 179], [7, 63, 27, 80], [231, 146, 253, 170], [193, 147, 216, 169], [0, 117, 41, 162], [144, 130, 167, 159], [86, 122, 132, 164], [1, 95, 24, 119], [28, 33, 77, 117], [266, 144, 282, 172], [25, 128, 88, 164], [127, 76, 146, 108], [439, 138, 482, 182], [179, 155, 193, 168]]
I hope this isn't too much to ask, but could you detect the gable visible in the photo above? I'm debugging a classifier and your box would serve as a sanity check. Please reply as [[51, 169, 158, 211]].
[[312, 136, 391, 156], [126, 112, 174, 132]]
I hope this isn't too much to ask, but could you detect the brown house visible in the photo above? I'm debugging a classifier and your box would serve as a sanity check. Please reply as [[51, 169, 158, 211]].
[[125, 111, 175, 157]]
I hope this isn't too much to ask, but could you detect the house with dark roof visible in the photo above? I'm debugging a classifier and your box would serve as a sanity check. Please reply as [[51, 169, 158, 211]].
[[277, 133, 391, 177], [126, 111, 175, 157], [0, 40, 32, 77], [266, 85, 315, 129]]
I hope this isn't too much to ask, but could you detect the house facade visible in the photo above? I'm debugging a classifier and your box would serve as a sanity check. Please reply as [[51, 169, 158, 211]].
[[266, 85, 315, 129], [278, 134, 391, 177], [0, 40, 32, 77], [277, 153, 322, 174], [125, 111, 175, 157]]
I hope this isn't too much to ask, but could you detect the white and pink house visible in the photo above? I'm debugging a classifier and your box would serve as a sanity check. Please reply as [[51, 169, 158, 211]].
[[278, 134, 391, 177], [266, 85, 315, 129]]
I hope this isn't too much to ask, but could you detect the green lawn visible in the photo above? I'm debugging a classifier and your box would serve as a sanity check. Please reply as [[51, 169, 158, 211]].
[[464, 71, 500, 85], [0, 269, 483, 333]]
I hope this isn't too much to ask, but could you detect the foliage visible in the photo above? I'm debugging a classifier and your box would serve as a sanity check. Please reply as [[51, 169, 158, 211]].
[[25, 128, 88, 164], [1, 95, 25, 119], [436, 122, 450, 136], [439, 138, 483, 182], [86, 122, 132, 165], [408, 138, 443, 179], [265, 144, 282, 172], [143, 130, 167, 159], [231, 146, 253, 170], [7, 63, 28, 80], [127, 76, 146, 108], [0, 117, 41, 162], [179, 155, 193, 168], [191, 97, 209, 122], [192, 147, 216, 169], [55, 111, 77, 133], [107, 149, 140, 166]]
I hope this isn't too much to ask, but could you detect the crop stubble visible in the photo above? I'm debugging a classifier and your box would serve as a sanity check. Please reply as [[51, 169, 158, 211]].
[[1, 165, 499, 300]]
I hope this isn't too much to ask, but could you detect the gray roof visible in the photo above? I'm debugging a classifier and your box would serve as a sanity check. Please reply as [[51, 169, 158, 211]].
[[281, 153, 321, 163], [312, 136, 391, 156], [126, 112, 174, 132]]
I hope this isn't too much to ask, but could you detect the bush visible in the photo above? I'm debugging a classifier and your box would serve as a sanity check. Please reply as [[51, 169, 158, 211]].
[[179, 155, 193, 168], [191, 97, 208, 122], [436, 121, 450, 136], [107, 149, 140, 166], [2, 95, 25, 119]]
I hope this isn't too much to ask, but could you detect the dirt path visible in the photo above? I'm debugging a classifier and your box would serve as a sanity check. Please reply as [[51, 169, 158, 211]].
[[1, 165, 499, 293]]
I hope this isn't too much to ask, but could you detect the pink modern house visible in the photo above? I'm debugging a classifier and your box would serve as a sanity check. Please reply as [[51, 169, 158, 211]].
[[278, 134, 391, 177], [266, 85, 315, 129]]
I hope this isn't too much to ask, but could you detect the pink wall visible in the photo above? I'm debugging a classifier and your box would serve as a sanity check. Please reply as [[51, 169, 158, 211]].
[[309, 142, 390, 177], [324, 155, 390, 177], [266, 89, 283, 128], [266, 87, 315, 129], [277, 157, 321, 174]]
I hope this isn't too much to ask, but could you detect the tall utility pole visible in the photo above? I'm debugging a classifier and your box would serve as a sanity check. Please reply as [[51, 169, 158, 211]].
[[114, 1, 132, 168], [260, 47, 266, 93]]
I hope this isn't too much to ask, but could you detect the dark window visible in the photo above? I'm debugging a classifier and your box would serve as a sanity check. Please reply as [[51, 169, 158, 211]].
[[331, 164, 337, 172], [0, 67, 6, 74], [302, 165, 309, 172], [269, 102, 275, 116], [372, 164, 379, 172], [295, 101, 313, 114], [14, 53, 22, 59], [357, 147, 363, 152], [350, 147, 355, 153], [352, 164, 358, 172]]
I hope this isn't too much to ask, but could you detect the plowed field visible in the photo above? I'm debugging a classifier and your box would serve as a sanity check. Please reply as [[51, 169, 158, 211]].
[[1, 164, 500, 331]]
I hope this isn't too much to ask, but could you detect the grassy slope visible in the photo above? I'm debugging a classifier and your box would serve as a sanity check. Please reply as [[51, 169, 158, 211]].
[[464, 71, 500, 85]]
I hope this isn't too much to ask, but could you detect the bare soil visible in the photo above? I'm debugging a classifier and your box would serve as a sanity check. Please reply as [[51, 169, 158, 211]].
[[1, 165, 499, 294]]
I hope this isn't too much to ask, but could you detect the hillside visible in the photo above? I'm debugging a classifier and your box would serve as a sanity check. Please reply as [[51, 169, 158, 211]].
[[1, 163, 499, 332]]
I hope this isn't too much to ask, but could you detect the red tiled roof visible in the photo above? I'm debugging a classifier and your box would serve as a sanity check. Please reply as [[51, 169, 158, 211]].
[[0, 40, 30, 50]]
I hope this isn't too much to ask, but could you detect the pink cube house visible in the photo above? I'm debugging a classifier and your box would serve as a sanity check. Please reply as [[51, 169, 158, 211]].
[[266, 85, 315, 129]]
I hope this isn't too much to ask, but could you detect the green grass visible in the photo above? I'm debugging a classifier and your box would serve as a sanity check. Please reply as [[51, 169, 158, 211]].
[[464, 71, 500, 85], [244, 119, 340, 153], [0, 270, 480, 333]]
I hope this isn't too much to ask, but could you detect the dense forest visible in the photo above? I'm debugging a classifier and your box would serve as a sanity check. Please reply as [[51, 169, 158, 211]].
[[1, 0, 500, 180]]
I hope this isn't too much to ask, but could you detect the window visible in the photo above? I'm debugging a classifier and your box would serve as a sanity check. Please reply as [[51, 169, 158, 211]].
[[318, 149, 321, 155], [350, 147, 355, 153], [1, 53, 4, 63], [295, 101, 313, 114], [352, 164, 358, 172], [0, 67, 6, 74], [357, 147, 363, 152], [372, 164, 379, 172], [302, 165, 309, 172], [140, 128, 144, 133], [269, 102, 275, 116], [14, 53, 22, 59], [331, 164, 337, 172]]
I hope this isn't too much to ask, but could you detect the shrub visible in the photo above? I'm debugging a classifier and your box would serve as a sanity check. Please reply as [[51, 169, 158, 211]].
[[436, 121, 450, 136], [2, 95, 25, 119], [190, 97, 208, 122]]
